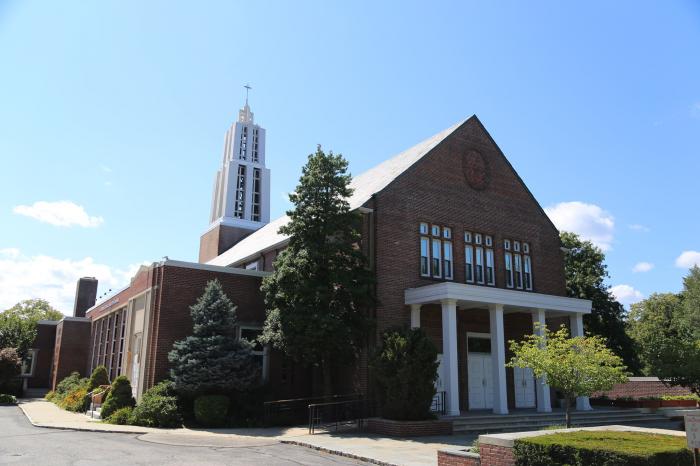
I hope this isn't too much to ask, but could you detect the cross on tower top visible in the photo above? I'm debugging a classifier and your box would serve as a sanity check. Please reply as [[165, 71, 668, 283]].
[[244, 84, 252, 105]]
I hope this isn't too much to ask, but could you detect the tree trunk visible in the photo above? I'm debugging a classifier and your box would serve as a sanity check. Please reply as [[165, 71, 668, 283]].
[[321, 354, 333, 397], [564, 396, 572, 428]]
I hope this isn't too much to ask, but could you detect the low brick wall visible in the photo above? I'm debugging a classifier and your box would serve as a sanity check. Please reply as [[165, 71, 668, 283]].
[[438, 425, 688, 466], [438, 450, 480, 466], [365, 417, 453, 437]]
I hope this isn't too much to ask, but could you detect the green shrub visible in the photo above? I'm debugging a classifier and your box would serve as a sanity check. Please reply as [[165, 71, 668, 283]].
[[100, 376, 135, 419], [194, 395, 229, 427], [513, 431, 693, 466], [0, 393, 17, 404], [661, 395, 700, 401], [60, 387, 89, 412], [130, 381, 182, 428], [88, 365, 109, 391], [0, 348, 21, 386], [53, 372, 88, 405], [44, 390, 55, 401], [106, 406, 134, 425], [370, 327, 439, 421]]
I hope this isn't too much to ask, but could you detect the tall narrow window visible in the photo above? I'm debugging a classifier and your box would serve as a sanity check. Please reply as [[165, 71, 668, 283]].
[[240, 127, 248, 160], [485, 249, 495, 286], [420, 237, 430, 277], [432, 239, 442, 278], [505, 253, 514, 288], [252, 168, 261, 222], [524, 255, 533, 290], [443, 241, 453, 280], [465, 246, 474, 283], [252, 129, 259, 162], [234, 165, 246, 218], [514, 254, 523, 289], [475, 247, 484, 284]]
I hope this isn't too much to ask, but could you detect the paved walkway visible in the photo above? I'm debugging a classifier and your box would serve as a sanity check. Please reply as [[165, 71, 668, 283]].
[[18, 399, 475, 465]]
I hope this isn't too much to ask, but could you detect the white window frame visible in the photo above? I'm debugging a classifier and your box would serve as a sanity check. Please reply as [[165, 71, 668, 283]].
[[514, 241, 521, 253], [245, 261, 259, 271], [238, 325, 268, 382], [475, 246, 484, 284], [20, 349, 38, 377], [505, 252, 514, 288], [475, 233, 482, 245], [431, 225, 440, 237], [514, 254, 523, 289], [465, 245, 474, 283], [524, 255, 533, 290], [485, 235, 493, 247], [504, 239, 511, 251], [420, 236, 430, 277], [523, 242, 530, 254], [464, 231, 472, 243], [443, 227, 452, 240], [443, 241, 453, 280], [419, 222, 429, 235], [485, 249, 495, 286], [431, 238, 442, 279]]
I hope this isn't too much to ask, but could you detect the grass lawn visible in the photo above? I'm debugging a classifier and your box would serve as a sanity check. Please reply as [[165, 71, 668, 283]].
[[520, 430, 688, 456]]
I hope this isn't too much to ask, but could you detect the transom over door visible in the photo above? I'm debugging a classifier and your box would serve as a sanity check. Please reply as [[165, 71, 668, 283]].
[[467, 354, 493, 410], [513, 366, 536, 408]]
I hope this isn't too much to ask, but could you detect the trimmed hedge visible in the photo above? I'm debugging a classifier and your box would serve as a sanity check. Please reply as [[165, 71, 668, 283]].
[[513, 431, 693, 466], [194, 395, 229, 427], [100, 376, 135, 419], [0, 393, 17, 404], [106, 406, 133, 425], [88, 365, 109, 391], [129, 381, 182, 428]]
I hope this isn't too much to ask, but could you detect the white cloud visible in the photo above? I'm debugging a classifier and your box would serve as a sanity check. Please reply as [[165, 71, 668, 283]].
[[632, 262, 654, 273], [100, 165, 112, 173], [0, 249, 148, 315], [13, 201, 104, 227], [610, 284, 644, 307], [629, 224, 650, 232], [675, 250, 700, 269], [544, 201, 615, 251]]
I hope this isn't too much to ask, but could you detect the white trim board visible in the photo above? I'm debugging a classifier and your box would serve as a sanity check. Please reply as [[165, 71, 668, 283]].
[[405, 282, 592, 314]]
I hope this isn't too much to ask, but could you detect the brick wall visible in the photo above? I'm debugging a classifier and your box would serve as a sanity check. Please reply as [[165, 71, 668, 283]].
[[366, 418, 453, 437], [592, 378, 693, 399], [478, 444, 515, 466], [438, 450, 480, 466], [28, 322, 56, 388], [371, 117, 566, 339], [51, 319, 92, 389]]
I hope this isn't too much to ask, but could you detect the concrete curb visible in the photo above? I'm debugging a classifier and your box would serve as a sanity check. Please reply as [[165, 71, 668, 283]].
[[281, 439, 399, 466], [16, 403, 150, 434]]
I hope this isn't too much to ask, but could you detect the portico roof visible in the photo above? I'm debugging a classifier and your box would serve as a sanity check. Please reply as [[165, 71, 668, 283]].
[[405, 282, 592, 315]]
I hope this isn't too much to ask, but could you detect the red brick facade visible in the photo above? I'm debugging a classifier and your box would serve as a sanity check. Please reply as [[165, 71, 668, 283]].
[[366, 418, 453, 437], [27, 322, 56, 389], [438, 444, 515, 466], [51, 318, 92, 389]]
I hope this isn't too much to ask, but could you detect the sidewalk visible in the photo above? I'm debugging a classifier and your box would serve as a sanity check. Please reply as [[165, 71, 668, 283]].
[[18, 399, 474, 465]]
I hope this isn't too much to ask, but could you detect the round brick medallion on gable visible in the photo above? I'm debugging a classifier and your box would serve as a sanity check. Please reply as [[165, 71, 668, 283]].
[[462, 149, 490, 190]]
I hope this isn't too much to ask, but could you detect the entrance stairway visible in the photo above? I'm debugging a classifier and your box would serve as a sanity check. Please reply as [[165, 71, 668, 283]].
[[451, 408, 677, 435]]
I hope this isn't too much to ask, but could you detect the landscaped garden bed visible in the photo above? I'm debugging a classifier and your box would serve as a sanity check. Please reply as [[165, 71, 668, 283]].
[[513, 430, 693, 465]]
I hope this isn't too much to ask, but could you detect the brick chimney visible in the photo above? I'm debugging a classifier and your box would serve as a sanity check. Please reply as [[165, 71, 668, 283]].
[[73, 277, 98, 317]]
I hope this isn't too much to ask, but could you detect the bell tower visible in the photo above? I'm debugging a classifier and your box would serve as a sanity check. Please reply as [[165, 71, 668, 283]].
[[199, 86, 271, 263]]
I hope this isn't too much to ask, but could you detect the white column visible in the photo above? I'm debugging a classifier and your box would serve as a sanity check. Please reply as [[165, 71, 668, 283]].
[[410, 304, 421, 329], [489, 304, 509, 415], [441, 299, 460, 416], [532, 309, 552, 413], [570, 312, 592, 411]]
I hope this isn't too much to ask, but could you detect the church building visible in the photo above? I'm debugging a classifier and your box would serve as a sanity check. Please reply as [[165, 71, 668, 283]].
[[34, 97, 592, 416]]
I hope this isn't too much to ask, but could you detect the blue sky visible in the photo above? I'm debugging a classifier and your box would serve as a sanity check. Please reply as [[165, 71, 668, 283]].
[[1, 1, 698, 314]]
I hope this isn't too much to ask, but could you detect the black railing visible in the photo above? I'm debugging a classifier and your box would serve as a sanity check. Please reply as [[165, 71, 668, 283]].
[[431, 391, 446, 415], [263, 393, 362, 427], [308, 398, 375, 434]]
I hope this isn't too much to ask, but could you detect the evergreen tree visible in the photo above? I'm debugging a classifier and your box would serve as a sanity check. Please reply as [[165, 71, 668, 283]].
[[168, 280, 259, 396], [261, 146, 374, 395], [560, 232, 641, 373]]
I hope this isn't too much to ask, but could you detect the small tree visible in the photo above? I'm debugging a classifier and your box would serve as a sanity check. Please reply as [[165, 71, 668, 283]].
[[508, 324, 628, 427], [168, 280, 259, 396], [100, 375, 135, 419], [0, 348, 21, 386], [88, 365, 109, 391], [370, 328, 439, 420], [261, 146, 374, 395]]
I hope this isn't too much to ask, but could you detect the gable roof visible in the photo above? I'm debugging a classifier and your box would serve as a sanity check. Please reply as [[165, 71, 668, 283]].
[[207, 118, 468, 267]]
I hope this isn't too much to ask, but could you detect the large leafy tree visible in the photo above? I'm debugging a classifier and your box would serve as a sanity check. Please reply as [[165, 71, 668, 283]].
[[261, 146, 374, 395], [629, 267, 700, 394], [168, 280, 259, 396], [4, 299, 63, 321], [560, 232, 641, 373], [508, 324, 628, 427], [0, 299, 63, 356]]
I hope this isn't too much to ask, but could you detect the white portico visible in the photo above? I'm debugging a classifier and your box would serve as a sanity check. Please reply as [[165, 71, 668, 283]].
[[406, 282, 592, 416]]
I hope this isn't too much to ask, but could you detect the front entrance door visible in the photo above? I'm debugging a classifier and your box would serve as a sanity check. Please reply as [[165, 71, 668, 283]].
[[513, 367, 536, 408], [467, 353, 494, 410]]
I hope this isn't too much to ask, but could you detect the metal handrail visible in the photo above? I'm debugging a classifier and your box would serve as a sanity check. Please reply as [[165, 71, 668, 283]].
[[263, 393, 362, 427], [308, 398, 371, 434]]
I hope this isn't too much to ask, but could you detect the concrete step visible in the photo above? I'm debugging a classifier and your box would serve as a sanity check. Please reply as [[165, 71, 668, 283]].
[[452, 412, 656, 427], [451, 409, 642, 422]]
